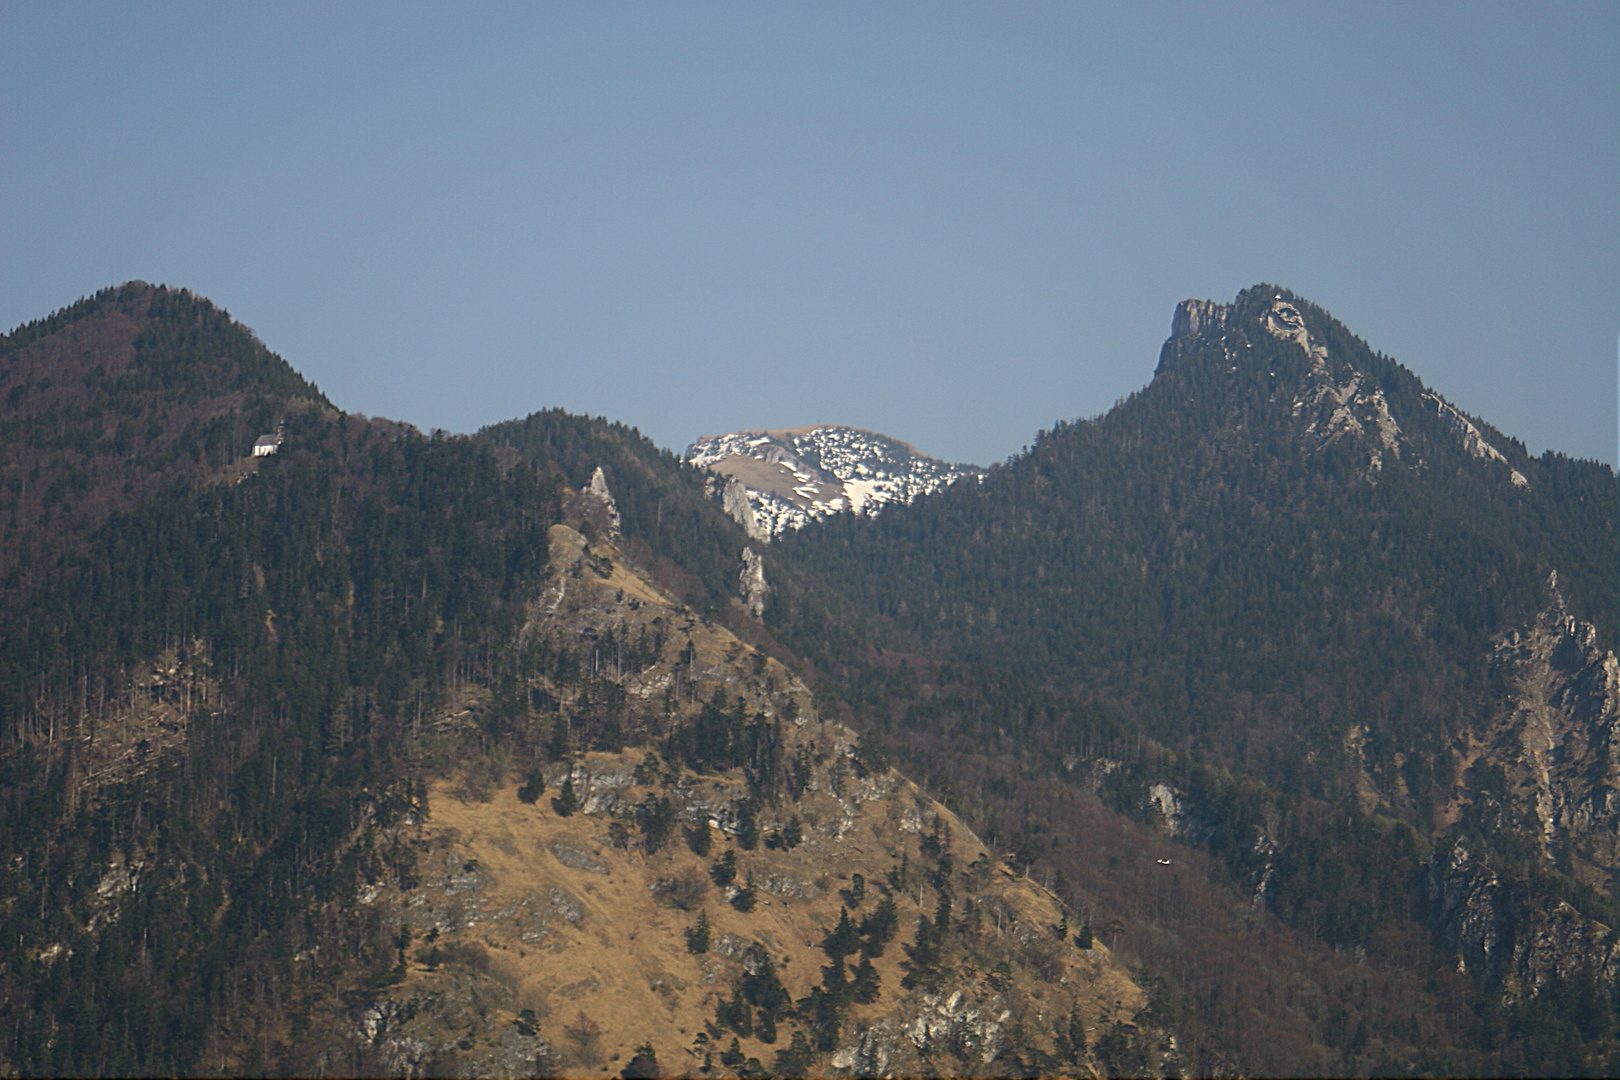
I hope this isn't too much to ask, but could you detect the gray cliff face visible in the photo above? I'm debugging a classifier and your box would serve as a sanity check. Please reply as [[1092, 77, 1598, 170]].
[[1475, 575, 1620, 881], [1155, 298, 1228, 375], [739, 546, 768, 618], [721, 476, 768, 541], [1427, 841, 1620, 999], [1423, 579, 1620, 998]]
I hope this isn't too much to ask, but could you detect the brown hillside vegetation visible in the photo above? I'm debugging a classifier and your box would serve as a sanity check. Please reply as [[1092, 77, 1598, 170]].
[[289, 518, 1162, 1077], [356, 752, 1146, 1077]]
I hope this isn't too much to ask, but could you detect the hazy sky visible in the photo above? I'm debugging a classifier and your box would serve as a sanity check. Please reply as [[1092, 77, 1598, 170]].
[[5, 3, 1617, 466]]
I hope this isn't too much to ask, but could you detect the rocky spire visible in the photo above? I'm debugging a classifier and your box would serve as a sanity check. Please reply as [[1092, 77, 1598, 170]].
[[584, 466, 621, 537], [739, 547, 768, 618], [723, 477, 769, 542]]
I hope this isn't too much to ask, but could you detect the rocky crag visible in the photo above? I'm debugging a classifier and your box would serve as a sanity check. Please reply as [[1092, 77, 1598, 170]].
[[1133, 570, 1620, 1008], [1467, 573, 1620, 881], [1158, 289, 1530, 485]]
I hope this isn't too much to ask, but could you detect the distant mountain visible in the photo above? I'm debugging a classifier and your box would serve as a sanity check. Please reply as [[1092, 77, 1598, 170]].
[[686, 425, 979, 539]]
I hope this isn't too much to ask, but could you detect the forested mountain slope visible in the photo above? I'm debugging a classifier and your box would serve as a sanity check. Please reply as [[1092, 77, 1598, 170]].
[[0, 283, 331, 603], [0, 290, 570, 1074], [480, 409, 756, 612], [766, 285, 1620, 1074], [779, 285, 1616, 808]]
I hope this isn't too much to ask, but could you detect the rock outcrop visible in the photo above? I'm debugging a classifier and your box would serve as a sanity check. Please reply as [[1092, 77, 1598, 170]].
[[1427, 840, 1620, 999], [1262, 297, 1404, 470], [348, 517, 1153, 1078], [1424, 392, 1529, 486], [721, 476, 768, 541], [583, 465, 622, 537], [739, 547, 768, 618], [1155, 298, 1229, 374], [1157, 293, 1404, 476], [1474, 574, 1620, 879]]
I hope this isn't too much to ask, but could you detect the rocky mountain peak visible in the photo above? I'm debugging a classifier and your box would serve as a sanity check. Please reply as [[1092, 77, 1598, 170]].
[[1155, 297, 1229, 374], [1155, 287, 1543, 490], [1156, 288, 1405, 473], [1172, 296, 1228, 338]]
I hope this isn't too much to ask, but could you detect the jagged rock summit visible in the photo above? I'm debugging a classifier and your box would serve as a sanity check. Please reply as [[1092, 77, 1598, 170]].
[[1157, 285, 1534, 486], [687, 425, 980, 539]]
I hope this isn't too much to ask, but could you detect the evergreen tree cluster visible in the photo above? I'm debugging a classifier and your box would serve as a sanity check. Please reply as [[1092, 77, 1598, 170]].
[[0, 303, 567, 1072]]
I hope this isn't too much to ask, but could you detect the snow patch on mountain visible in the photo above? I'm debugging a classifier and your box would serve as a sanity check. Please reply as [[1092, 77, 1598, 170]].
[[688, 426, 979, 538]]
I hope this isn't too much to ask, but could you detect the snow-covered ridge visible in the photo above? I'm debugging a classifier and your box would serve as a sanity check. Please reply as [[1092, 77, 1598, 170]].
[[687, 426, 980, 539]]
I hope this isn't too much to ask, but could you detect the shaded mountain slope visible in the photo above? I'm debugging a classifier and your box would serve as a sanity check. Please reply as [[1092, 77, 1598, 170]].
[[0, 283, 330, 602], [3, 281, 1615, 1077]]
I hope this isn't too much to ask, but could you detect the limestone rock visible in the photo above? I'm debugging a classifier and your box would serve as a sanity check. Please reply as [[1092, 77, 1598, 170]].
[[722, 476, 769, 541], [1478, 575, 1620, 874], [739, 546, 768, 618], [583, 466, 622, 536], [1424, 391, 1530, 486], [688, 426, 979, 538], [1428, 841, 1620, 998]]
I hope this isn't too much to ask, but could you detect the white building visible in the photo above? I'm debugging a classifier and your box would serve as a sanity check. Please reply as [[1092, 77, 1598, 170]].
[[252, 434, 281, 457]]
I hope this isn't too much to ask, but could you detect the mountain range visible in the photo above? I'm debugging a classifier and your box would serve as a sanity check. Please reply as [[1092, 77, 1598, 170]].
[[0, 281, 1615, 1077]]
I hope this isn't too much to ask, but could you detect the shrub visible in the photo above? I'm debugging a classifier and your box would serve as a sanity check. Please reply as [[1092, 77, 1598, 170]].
[[564, 1011, 603, 1069], [654, 866, 710, 911]]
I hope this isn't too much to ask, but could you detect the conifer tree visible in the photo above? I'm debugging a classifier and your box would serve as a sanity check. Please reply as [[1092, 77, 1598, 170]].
[[901, 915, 944, 992], [820, 907, 860, 960], [685, 909, 711, 954], [552, 776, 579, 817], [516, 767, 546, 804], [851, 955, 881, 1004]]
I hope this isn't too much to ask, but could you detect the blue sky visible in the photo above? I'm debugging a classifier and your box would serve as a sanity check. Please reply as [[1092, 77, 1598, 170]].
[[4, 2, 1616, 466]]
